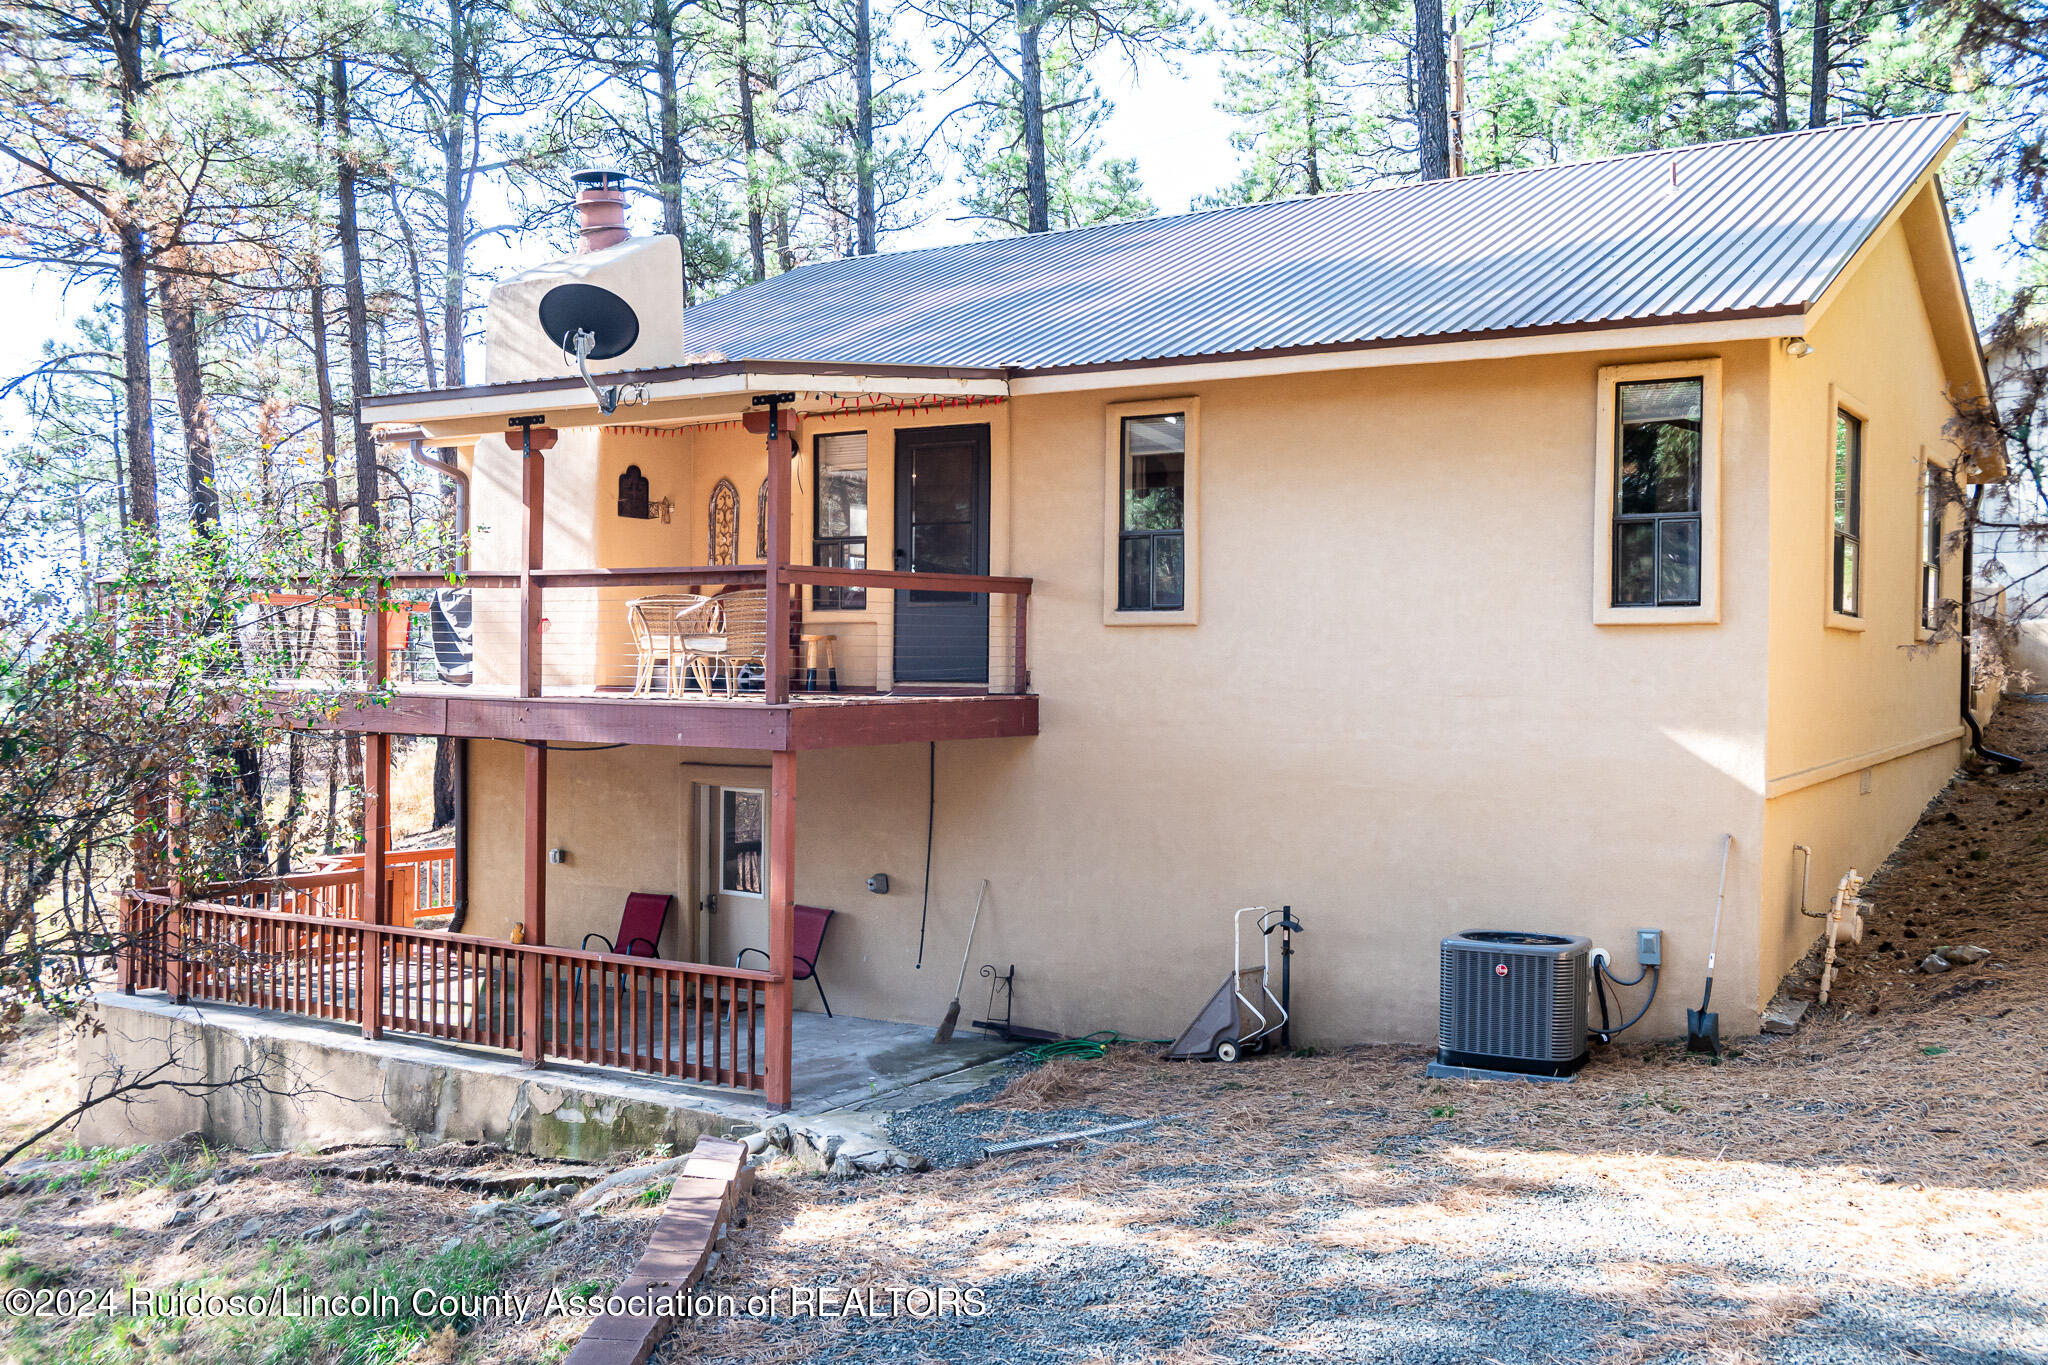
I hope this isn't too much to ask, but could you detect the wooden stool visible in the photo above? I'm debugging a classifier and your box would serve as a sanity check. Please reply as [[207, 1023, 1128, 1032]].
[[798, 634, 838, 692]]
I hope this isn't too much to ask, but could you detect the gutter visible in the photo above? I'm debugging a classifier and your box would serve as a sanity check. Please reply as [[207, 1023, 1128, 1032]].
[[405, 435, 475, 926], [1960, 483, 2027, 773]]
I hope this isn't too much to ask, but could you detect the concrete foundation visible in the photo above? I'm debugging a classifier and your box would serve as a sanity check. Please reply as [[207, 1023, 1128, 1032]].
[[78, 992, 1019, 1158]]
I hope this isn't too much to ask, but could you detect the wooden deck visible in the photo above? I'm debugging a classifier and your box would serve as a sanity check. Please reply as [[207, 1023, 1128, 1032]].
[[307, 687, 1039, 749]]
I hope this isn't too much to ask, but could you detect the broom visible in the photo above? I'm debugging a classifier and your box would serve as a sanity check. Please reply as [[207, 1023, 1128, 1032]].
[[1687, 834, 1733, 1056], [935, 879, 988, 1043]]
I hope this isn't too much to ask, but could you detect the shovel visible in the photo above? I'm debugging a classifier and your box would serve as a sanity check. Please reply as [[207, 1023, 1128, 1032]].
[[1688, 834, 1733, 1056]]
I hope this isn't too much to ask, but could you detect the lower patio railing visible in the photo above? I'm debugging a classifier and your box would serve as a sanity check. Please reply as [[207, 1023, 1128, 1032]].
[[119, 889, 771, 1094]]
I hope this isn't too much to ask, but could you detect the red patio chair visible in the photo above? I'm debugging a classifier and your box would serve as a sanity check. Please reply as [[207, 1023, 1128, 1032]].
[[736, 904, 834, 1016], [583, 892, 672, 958]]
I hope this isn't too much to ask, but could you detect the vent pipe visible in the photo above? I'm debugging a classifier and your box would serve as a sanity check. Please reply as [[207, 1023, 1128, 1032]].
[[571, 168, 631, 253]]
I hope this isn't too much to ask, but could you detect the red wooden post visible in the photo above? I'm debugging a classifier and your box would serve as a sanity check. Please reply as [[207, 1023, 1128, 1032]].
[[520, 739, 548, 1066], [513, 418, 555, 699], [164, 781, 186, 1005], [765, 748, 795, 1108], [361, 727, 390, 1039], [763, 402, 791, 705], [358, 575, 391, 1038]]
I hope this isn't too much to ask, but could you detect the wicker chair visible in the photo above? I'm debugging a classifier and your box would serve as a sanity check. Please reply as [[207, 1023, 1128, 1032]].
[[627, 595, 717, 697], [681, 589, 768, 698]]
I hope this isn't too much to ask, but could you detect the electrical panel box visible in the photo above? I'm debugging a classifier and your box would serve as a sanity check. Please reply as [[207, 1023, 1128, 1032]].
[[1636, 928, 1663, 966]]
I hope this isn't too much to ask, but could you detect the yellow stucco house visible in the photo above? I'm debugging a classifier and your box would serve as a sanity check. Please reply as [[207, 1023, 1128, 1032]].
[[115, 113, 2003, 1113]]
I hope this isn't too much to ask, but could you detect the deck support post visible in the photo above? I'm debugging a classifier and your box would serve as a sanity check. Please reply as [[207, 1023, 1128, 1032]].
[[521, 739, 548, 1066], [762, 399, 791, 705], [361, 582, 390, 1039], [512, 417, 554, 700], [163, 779, 186, 1005], [766, 748, 795, 1108]]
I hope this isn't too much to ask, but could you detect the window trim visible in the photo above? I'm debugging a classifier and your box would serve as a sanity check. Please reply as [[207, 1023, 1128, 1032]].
[[1103, 397, 1201, 625], [1916, 447, 1945, 643], [1592, 359, 1721, 626], [717, 786, 766, 899], [810, 430, 869, 614], [1826, 388, 1869, 633]]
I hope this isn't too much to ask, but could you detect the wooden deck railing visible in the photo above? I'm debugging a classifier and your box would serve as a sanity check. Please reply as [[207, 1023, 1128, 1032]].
[[118, 888, 771, 1094]]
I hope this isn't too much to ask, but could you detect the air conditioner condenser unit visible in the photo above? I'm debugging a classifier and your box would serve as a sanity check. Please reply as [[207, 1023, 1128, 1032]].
[[1434, 930, 1592, 1079]]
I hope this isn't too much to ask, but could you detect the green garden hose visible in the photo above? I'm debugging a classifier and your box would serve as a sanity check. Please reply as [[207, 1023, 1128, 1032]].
[[1023, 1031, 1170, 1062]]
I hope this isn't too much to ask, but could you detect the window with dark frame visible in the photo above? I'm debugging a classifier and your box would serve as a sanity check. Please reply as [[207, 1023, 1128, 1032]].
[[1119, 413, 1187, 611], [1833, 410, 1863, 617], [1921, 463, 1942, 632], [1611, 378, 1704, 608], [812, 432, 868, 610]]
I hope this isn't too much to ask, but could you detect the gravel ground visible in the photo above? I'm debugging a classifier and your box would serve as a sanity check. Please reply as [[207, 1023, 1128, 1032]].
[[882, 1062, 1154, 1169], [659, 705, 2048, 1365]]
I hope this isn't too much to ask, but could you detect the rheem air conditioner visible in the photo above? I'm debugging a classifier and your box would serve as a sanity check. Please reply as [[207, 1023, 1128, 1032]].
[[1436, 930, 1591, 1077]]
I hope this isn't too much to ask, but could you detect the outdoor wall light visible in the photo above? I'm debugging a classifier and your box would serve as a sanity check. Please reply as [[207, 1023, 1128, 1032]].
[[549, 848, 568, 865], [867, 873, 890, 894], [1783, 337, 1814, 358]]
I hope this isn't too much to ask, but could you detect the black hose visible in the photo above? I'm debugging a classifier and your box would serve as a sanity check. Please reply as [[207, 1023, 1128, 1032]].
[[915, 741, 934, 968], [1589, 958, 1660, 1045]]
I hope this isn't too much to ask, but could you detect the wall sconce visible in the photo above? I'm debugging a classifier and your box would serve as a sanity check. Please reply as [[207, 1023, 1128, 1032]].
[[1783, 337, 1814, 358]]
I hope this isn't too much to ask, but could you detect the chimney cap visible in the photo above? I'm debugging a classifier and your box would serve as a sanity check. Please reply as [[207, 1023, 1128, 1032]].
[[571, 168, 631, 191]]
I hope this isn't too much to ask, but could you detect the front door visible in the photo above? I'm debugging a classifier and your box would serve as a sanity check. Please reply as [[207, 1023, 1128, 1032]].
[[893, 425, 991, 684]]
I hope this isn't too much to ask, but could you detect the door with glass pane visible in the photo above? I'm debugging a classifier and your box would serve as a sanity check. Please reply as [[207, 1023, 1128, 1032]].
[[703, 784, 766, 967], [893, 425, 991, 684]]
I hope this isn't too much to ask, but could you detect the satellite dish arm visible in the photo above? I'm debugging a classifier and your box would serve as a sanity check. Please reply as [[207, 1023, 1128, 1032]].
[[566, 329, 621, 415]]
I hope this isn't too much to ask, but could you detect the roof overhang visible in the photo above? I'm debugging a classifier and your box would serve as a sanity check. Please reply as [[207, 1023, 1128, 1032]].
[[363, 359, 1010, 441]]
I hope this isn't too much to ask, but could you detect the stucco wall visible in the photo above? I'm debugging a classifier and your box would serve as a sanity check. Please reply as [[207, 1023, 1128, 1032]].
[[1758, 212, 1970, 992], [467, 342, 1781, 1045]]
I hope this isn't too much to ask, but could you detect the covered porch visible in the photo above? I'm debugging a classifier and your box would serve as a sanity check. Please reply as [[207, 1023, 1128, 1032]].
[[118, 366, 1040, 1110]]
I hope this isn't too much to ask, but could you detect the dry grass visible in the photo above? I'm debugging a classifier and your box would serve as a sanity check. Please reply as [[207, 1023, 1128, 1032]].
[[0, 1139, 670, 1365]]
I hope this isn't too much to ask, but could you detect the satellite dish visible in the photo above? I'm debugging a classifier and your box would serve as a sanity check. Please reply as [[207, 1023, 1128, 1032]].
[[538, 283, 639, 360]]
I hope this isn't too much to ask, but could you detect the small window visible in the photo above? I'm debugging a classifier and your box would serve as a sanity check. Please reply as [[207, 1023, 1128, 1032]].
[[1611, 378, 1704, 608], [812, 433, 868, 610], [719, 788, 763, 896], [1833, 411, 1863, 618], [1920, 461, 1943, 633], [1118, 414, 1187, 611]]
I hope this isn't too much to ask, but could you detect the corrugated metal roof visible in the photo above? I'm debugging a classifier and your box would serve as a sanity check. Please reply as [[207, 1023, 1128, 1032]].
[[681, 112, 1964, 373]]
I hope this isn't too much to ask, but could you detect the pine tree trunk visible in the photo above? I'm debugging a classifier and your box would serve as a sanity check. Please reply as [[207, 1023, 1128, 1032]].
[[1808, 0, 1831, 128], [441, 0, 471, 386], [1015, 0, 1049, 233], [1766, 0, 1789, 132], [112, 6, 158, 534], [1415, 0, 1450, 180], [855, 0, 876, 253], [739, 0, 766, 281], [117, 223, 158, 534], [333, 56, 380, 542], [280, 729, 305, 875], [158, 275, 219, 527], [433, 735, 455, 827], [390, 183, 439, 389], [653, 0, 687, 290]]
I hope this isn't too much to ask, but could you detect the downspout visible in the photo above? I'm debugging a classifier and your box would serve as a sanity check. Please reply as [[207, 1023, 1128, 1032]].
[[1959, 483, 2027, 773], [410, 438, 477, 927]]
